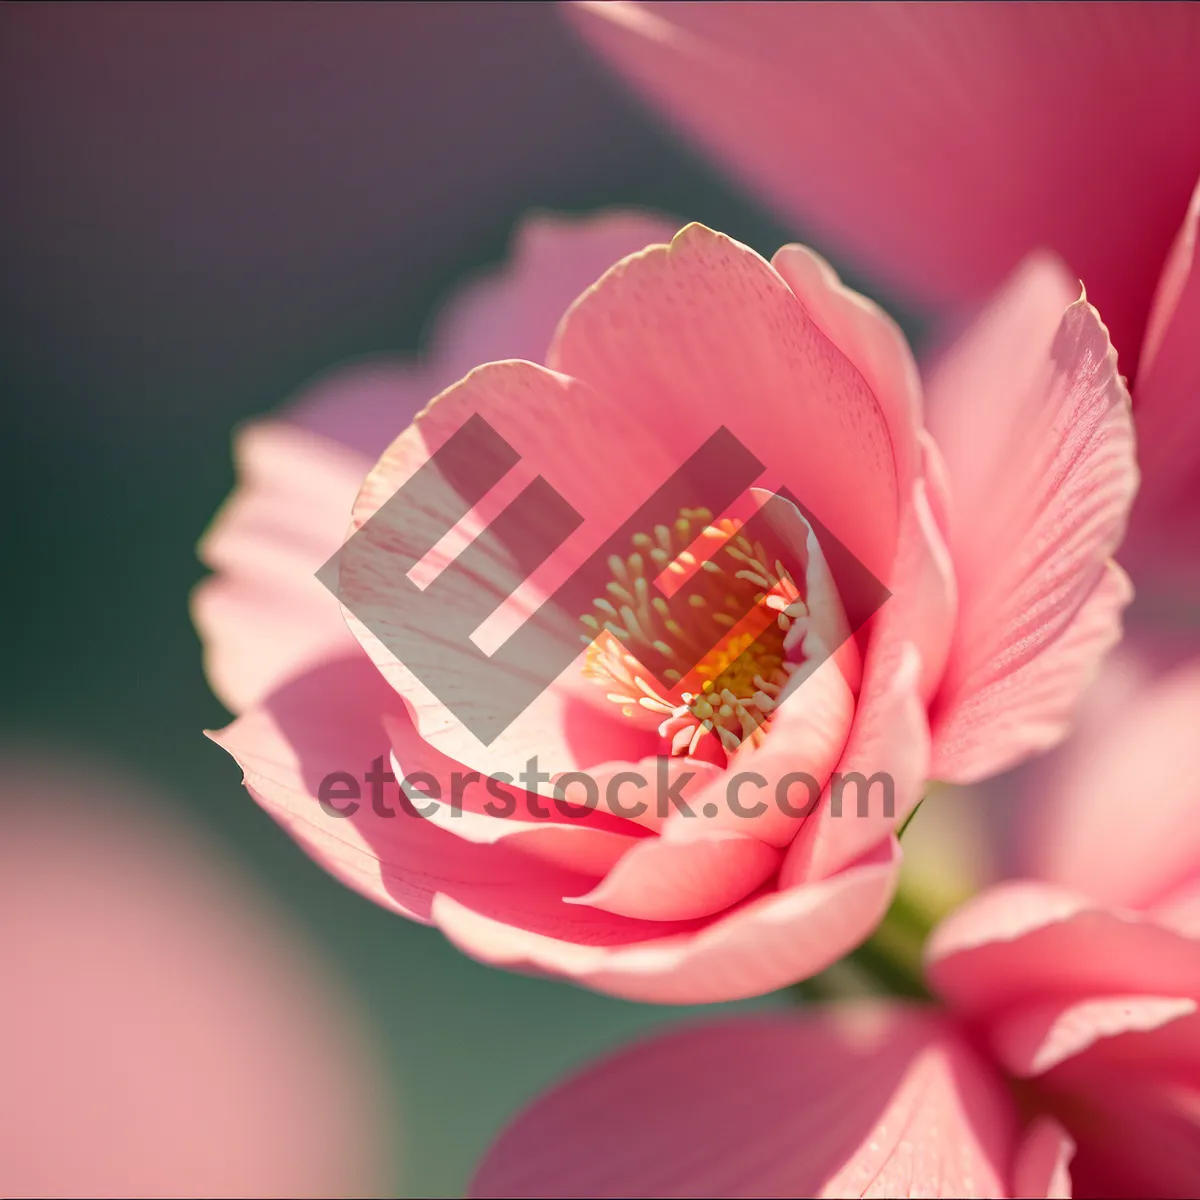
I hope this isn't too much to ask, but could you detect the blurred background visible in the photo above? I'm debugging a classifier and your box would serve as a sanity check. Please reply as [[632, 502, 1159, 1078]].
[[1, 5, 926, 1195]]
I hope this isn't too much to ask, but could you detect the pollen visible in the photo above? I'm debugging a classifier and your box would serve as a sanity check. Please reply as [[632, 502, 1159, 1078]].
[[581, 508, 805, 760]]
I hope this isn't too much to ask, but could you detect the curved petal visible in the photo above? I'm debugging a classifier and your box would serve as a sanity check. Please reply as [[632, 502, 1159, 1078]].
[[926, 881, 1200, 1021], [470, 1003, 1018, 1198], [925, 256, 1138, 782], [784, 643, 930, 884], [565, 831, 779, 922], [547, 222, 903, 584], [209, 657, 694, 954], [1011, 1118, 1075, 1200], [770, 241, 923, 495], [990, 994, 1198, 1078], [567, 1, 1200, 360], [434, 837, 900, 1004], [1020, 655, 1200, 911], [931, 559, 1133, 784], [387, 709, 777, 922]]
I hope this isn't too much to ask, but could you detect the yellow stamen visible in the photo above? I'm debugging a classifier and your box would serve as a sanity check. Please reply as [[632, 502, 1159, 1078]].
[[581, 508, 802, 760]]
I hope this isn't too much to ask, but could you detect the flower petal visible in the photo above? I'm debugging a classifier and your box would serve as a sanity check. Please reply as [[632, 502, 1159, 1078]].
[[193, 419, 373, 713], [434, 837, 900, 1004], [1011, 1118, 1075, 1200], [429, 208, 681, 382], [925, 255, 1138, 782], [565, 831, 780, 922], [567, 1, 1200, 359], [926, 881, 1200, 1021], [470, 1003, 1017, 1198], [547, 222, 902, 585], [784, 643, 930, 884], [209, 656, 688, 953], [1127, 174, 1200, 581], [990, 994, 1198, 1078]]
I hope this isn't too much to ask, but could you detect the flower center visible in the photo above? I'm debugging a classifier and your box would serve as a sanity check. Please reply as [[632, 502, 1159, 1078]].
[[581, 507, 805, 760]]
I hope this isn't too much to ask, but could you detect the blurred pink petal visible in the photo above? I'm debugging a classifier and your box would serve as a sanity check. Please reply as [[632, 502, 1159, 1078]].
[[1011, 1118, 1075, 1200], [1126, 176, 1200, 584], [567, 2, 1200, 362], [1019, 656, 1200, 910], [926, 875, 1200, 1193], [470, 1003, 1025, 1199], [926, 880, 1200, 1021], [193, 397, 390, 714], [0, 754, 394, 1199]]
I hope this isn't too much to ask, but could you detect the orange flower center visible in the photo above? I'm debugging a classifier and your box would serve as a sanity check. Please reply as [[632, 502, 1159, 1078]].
[[580, 507, 804, 759]]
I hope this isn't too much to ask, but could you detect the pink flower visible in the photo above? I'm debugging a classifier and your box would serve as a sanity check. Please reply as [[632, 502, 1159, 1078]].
[[470, 659, 1200, 1199], [568, 2, 1200, 588], [199, 212, 1135, 1003], [0, 752, 395, 1199]]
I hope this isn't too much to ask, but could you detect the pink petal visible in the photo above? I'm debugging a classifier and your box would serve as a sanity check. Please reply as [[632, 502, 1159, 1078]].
[[926, 881, 1200, 1020], [1063, 1074, 1200, 1199], [784, 642, 930, 884], [0, 754, 394, 1198], [868, 440, 958, 703], [1038, 1008, 1200, 1095], [769, 245, 959, 698], [1127, 174, 1200, 579], [470, 1003, 1017, 1198], [1020, 655, 1200, 911], [567, 2, 1200, 360], [1011, 1118, 1075, 1200], [565, 831, 779, 921], [388, 708, 779, 920], [925, 255, 1138, 782], [547, 222, 903, 585], [770, 241, 923, 495], [932, 559, 1133, 784], [193, 418, 373, 713], [433, 837, 900, 1004], [393, 783, 642, 879], [990, 994, 1198, 1077], [209, 656, 683, 952]]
